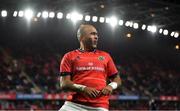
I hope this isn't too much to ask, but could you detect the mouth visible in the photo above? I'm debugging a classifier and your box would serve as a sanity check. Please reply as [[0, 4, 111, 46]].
[[92, 41, 98, 47]]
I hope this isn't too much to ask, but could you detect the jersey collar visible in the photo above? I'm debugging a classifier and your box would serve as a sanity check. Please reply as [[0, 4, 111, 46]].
[[78, 48, 97, 53]]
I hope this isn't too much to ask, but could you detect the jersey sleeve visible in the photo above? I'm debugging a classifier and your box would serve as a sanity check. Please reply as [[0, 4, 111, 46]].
[[60, 53, 72, 73], [106, 54, 118, 77]]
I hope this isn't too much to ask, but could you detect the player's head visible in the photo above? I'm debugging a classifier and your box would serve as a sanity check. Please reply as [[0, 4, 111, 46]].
[[77, 24, 98, 49]]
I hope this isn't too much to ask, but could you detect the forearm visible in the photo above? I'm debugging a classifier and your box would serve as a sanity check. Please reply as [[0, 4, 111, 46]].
[[112, 75, 122, 86], [60, 76, 100, 98], [60, 77, 86, 92], [109, 74, 122, 89]]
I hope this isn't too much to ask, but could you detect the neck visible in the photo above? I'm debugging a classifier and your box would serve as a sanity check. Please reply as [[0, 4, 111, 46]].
[[80, 44, 95, 52]]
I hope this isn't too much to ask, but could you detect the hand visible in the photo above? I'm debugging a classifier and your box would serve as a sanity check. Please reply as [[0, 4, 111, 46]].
[[83, 87, 100, 98], [101, 85, 113, 96]]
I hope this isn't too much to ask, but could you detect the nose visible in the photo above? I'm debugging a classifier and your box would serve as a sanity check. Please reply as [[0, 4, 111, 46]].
[[94, 35, 98, 40]]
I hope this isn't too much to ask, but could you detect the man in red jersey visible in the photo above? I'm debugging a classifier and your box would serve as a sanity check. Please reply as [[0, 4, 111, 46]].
[[59, 24, 121, 111]]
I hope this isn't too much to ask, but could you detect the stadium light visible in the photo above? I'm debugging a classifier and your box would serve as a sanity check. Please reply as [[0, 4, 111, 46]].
[[66, 13, 71, 19], [125, 21, 131, 27], [49, 12, 55, 18], [126, 33, 132, 38], [174, 32, 179, 38], [42, 11, 48, 19], [92, 16, 98, 22], [13, 11, 18, 17], [170, 32, 175, 37], [159, 28, 163, 34], [119, 20, 124, 26], [0, 9, 179, 39], [37, 12, 41, 18], [24, 9, 33, 20], [99, 17, 105, 23], [150, 25, 157, 33], [175, 45, 179, 50], [78, 14, 83, 21], [129, 22, 133, 27], [147, 25, 151, 31], [70, 12, 79, 22], [1, 10, 7, 17], [105, 17, 110, 23], [57, 12, 63, 19], [70, 12, 83, 23], [133, 23, 139, 29], [18, 10, 24, 17], [147, 25, 157, 33], [142, 24, 146, 30], [85, 15, 90, 21], [109, 16, 118, 27], [163, 29, 168, 35]]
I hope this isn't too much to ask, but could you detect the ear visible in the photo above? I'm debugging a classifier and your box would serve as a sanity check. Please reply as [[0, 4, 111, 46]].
[[79, 36, 84, 41]]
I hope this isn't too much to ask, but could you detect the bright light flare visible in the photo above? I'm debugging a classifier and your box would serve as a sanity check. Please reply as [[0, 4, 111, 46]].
[[151, 25, 157, 33], [147, 25, 157, 33], [24, 9, 33, 20], [109, 16, 118, 27], [70, 12, 83, 22]]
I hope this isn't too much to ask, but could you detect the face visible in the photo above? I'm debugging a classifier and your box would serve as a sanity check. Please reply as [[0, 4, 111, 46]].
[[81, 26, 98, 49]]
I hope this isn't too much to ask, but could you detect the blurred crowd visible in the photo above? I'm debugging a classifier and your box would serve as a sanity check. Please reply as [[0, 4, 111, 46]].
[[0, 46, 180, 110], [0, 100, 179, 110]]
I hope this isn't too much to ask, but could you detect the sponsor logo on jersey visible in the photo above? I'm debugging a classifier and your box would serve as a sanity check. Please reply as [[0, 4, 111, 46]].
[[76, 66, 105, 72]]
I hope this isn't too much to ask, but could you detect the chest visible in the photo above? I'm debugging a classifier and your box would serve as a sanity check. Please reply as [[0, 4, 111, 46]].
[[72, 54, 108, 71]]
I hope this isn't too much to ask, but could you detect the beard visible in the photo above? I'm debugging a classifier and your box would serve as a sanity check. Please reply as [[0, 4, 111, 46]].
[[84, 39, 98, 50], [92, 42, 97, 48]]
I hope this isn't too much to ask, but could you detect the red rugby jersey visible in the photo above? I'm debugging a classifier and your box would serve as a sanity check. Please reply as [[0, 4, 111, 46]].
[[60, 49, 118, 109]]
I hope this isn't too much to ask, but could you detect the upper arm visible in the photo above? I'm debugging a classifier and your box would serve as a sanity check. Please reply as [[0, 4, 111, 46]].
[[106, 53, 121, 86], [60, 53, 72, 73], [59, 53, 73, 88], [106, 53, 118, 77], [59, 74, 73, 89], [60, 73, 71, 82]]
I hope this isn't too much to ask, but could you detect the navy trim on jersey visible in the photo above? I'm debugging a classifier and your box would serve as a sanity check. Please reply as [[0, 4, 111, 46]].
[[109, 73, 118, 79], [60, 72, 72, 76]]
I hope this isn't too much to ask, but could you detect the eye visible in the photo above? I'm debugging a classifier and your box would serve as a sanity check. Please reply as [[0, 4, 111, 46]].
[[90, 32, 98, 36]]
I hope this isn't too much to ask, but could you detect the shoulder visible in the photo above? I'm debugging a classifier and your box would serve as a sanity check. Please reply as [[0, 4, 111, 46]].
[[63, 50, 79, 58]]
